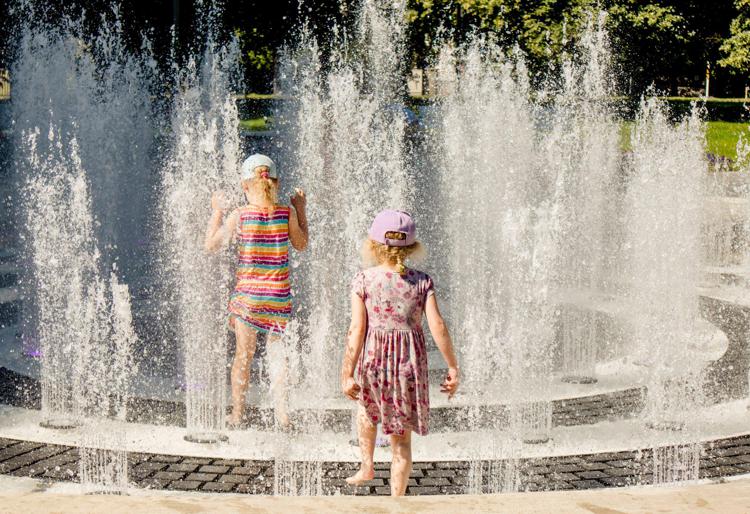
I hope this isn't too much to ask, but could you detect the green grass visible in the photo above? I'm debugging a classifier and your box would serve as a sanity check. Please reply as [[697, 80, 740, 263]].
[[620, 121, 749, 162], [706, 122, 749, 161], [662, 97, 749, 103], [241, 115, 748, 163], [239, 117, 271, 131], [236, 93, 280, 100], [620, 121, 635, 153]]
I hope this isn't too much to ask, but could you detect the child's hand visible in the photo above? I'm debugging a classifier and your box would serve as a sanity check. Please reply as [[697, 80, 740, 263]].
[[211, 191, 229, 212], [342, 376, 361, 401], [290, 188, 306, 211], [440, 367, 459, 399]]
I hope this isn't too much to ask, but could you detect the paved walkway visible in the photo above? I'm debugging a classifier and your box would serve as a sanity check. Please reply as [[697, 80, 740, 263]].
[[0, 475, 749, 513]]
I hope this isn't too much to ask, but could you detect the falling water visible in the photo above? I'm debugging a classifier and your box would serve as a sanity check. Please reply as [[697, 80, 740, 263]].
[[161, 32, 241, 442], [12, 2, 159, 431], [467, 457, 520, 495], [625, 98, 707, 425], [22, 123, 135, 491], [22, 126, 96, 428], [652, 443, 702, 485], [560, 308, 598, 383], [434, 36, 556, 491], [544, 13, 620, 385], [268, 0, 412, 494], [79, 274, 135, 495], [623, 98, 707, 481], [12, 6, 161, 273], [6, 0, 733, 496], [280, 1, 410, 399]]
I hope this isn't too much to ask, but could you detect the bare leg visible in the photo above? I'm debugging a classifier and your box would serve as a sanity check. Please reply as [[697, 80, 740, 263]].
[[229, 320, 257, 425], [346, 405, 376, 485], [266, 334, 290, 427], [390, 430, 412, 496]]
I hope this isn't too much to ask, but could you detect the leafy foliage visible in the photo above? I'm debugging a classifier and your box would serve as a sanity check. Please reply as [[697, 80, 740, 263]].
[[406, 0, 742, 95], [720, 0, 750, 75]]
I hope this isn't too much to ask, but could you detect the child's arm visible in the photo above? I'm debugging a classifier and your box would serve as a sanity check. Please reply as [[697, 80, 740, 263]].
[[341, 292, 367, 400], [425, 294, 459, 398], [289, 188, 308, 251], [205, 192, 239, 252]]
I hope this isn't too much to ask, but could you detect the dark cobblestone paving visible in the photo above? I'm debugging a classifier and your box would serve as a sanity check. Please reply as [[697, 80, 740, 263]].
[[0, 434, 748, 496]]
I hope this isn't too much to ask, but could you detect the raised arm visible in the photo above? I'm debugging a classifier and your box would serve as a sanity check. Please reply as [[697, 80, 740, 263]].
[[341, 292, 367, 400], [289, 188, 308, 251], [205, 192, 239, 253], [425, 294, 459, 398]]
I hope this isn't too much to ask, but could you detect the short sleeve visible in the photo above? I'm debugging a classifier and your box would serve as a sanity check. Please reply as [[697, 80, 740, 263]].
[[422, 273, 435, 299], [234, 208, 244, 237], [351, 271, 366, 300]]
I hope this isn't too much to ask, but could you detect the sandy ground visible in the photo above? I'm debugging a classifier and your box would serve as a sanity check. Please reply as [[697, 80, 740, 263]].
[[1, 476, 750, 514]]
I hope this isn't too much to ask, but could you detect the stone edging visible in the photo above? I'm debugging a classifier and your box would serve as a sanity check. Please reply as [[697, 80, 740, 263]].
[[0, 367, 645, 432]]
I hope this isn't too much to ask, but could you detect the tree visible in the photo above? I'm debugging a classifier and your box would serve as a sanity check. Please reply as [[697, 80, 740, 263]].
[[604, 1, 692, 95], [720, 0, 750, 77], [405, 0, 594, 70], [406, 0, 740, 96]]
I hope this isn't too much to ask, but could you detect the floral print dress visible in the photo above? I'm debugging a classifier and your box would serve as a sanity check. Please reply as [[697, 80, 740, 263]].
[[351, 267, 434, 436]]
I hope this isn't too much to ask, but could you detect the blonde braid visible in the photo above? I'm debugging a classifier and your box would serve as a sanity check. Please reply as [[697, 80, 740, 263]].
[[361, 239, 424, 271], [394, 251, 406, 275], [258, 176, 276, 215], [246, 166, 278, 214]]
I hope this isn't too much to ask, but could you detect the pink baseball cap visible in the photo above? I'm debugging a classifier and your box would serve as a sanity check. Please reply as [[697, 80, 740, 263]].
[[368, 209, 416, 247]]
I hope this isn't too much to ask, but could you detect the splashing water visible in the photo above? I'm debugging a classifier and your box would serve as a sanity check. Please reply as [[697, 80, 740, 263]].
[[545, 14, 620, 385], [279, 0, 410, 398], [7, 0, 730, 494], [434, 31, 561, 488], [12, 3, 159, 431], [161, 35, 241, 442], [79, 274, 136, 495], [269, 0, 412, 493], [12, 6, 161, 275], [433, 11, 711, 490], [652, 443, 702, 485], [22, 125, 97, 429], [625, 99, 707, 426], [623, 98, 707, 481], [78, 275, 136, 494], [22, 123, 136, 492]]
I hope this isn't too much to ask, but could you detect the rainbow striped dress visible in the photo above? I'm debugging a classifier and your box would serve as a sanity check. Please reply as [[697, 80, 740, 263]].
[[228, 205, 292, 334]]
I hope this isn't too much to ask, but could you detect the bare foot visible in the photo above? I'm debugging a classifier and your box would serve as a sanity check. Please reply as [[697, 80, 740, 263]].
[[345, 468, 374, 485], [227, 412, 242, 429], [275, 408, 291, 429]]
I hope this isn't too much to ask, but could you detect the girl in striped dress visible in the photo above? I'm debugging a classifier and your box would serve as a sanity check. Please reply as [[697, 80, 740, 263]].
[[205, 154, 308, 427]]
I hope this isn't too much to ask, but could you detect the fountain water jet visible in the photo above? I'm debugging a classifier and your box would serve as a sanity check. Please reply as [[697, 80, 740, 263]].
[[543, 13, 620, 386], [22, 123, 136, 491], [279, 0, 411, 399], [268, 0, 412, 493], [4, 0, 744, 496], [79, 276, 136, 495], [161, 39, 241, 443], [11, 4, 161, 438], [623, 98, 708, 482], [22, 126, 96, 429], [433, 37, 557, 490]]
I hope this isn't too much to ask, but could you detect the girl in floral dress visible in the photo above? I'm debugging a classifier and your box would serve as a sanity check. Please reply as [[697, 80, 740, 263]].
[[341, 209, 459, 496]]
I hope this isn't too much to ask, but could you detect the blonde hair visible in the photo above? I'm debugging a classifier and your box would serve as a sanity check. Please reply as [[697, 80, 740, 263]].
[[361, 239, 425, 275], [242, 165, 278, 210]]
